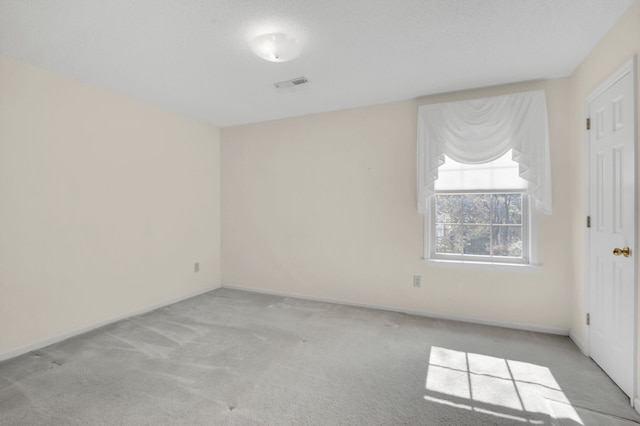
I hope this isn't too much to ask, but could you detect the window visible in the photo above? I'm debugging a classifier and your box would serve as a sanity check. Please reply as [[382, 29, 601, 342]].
[[433, 192, 527, 260], [417, 91, 551, 268], [426, 151, 537, 266]]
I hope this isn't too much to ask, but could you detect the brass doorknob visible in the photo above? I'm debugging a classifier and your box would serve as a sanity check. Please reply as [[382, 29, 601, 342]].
[[613, 247, 631, 257]]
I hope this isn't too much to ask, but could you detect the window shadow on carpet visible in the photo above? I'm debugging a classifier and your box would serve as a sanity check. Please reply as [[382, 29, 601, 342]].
[[424, 346, 584, 425]]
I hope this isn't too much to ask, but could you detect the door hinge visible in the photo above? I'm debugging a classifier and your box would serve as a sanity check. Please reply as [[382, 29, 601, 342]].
[[586, 117, 591, 130], [586, 216, 591, 228], [586, 313, 590, 325]]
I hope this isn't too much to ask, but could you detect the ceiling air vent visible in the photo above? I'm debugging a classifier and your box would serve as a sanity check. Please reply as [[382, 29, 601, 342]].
[[274, 76, 309, 89]]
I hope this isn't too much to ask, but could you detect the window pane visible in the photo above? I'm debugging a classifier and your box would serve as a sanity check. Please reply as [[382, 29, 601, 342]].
[[435, 151, 528, 191], [492, 226, 522, 257], [436, 225, 463, 254], [463, 225, 490, 255], [435, 195, 462, 223], [432, 192, 526, 261], [463, 194, 490, 224], [492, 194, 522, 224]]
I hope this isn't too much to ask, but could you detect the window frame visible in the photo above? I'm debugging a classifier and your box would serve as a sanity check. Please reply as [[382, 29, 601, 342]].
[[424, 189, 539, 269]]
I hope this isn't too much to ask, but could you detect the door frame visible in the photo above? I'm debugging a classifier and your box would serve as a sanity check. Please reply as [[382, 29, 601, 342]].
[[584, 56, 638, 404]]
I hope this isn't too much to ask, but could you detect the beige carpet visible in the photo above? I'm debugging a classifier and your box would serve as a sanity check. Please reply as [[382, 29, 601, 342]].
[[1, 288, 638, 425]]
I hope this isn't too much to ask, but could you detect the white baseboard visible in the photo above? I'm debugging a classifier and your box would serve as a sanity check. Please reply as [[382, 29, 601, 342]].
[[569, 330, 588, 355], [0, 283, 221, 362], [221, 283, 570, 336], [635, 398, 640, 414]]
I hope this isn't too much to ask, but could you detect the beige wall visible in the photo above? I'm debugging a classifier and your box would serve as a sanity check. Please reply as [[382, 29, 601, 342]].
[[567, 0, 640, 397], [0, 56, 222, 357], [221, 77, 573, 332]]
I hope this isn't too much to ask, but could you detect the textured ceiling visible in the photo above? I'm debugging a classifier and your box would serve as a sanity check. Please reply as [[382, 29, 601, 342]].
[[0, 0, 634, 127]]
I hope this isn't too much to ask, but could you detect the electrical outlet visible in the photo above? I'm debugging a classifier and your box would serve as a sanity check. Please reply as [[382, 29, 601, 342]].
[[194, 262, 199, 273], [413, 275, 421, 288]]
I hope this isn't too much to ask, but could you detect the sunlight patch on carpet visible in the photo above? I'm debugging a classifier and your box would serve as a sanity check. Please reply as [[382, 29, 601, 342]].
[[425, 346, 583, 425]]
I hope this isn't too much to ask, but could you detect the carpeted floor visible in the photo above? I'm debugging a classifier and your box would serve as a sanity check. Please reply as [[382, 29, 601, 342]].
[[1, 288, 639, 425]]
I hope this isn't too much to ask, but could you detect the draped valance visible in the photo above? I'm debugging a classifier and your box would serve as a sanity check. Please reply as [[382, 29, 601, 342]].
[[417, 90, 552, 214]]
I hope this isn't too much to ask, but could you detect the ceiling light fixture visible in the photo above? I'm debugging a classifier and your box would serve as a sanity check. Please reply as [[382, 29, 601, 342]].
[[250, 33, 301, 63]]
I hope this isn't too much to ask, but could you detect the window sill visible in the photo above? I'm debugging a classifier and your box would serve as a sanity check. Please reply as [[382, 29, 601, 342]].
[[423, 258, 542, 272]]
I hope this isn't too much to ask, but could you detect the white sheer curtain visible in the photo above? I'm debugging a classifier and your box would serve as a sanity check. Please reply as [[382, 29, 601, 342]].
[[417, 90, 551, 214]]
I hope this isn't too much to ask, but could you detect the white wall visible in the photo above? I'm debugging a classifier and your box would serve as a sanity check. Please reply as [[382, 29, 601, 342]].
[[0, 56, 222, 358], [221, 77, 573, 333], [567, 0, 640, 397]]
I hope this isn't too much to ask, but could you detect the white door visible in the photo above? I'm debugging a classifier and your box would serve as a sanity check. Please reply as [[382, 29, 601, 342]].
[[587, 60, 636, 399]]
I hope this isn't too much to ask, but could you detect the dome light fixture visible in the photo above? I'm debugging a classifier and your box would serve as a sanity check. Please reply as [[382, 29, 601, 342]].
[[250, 32, 301, 63]]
